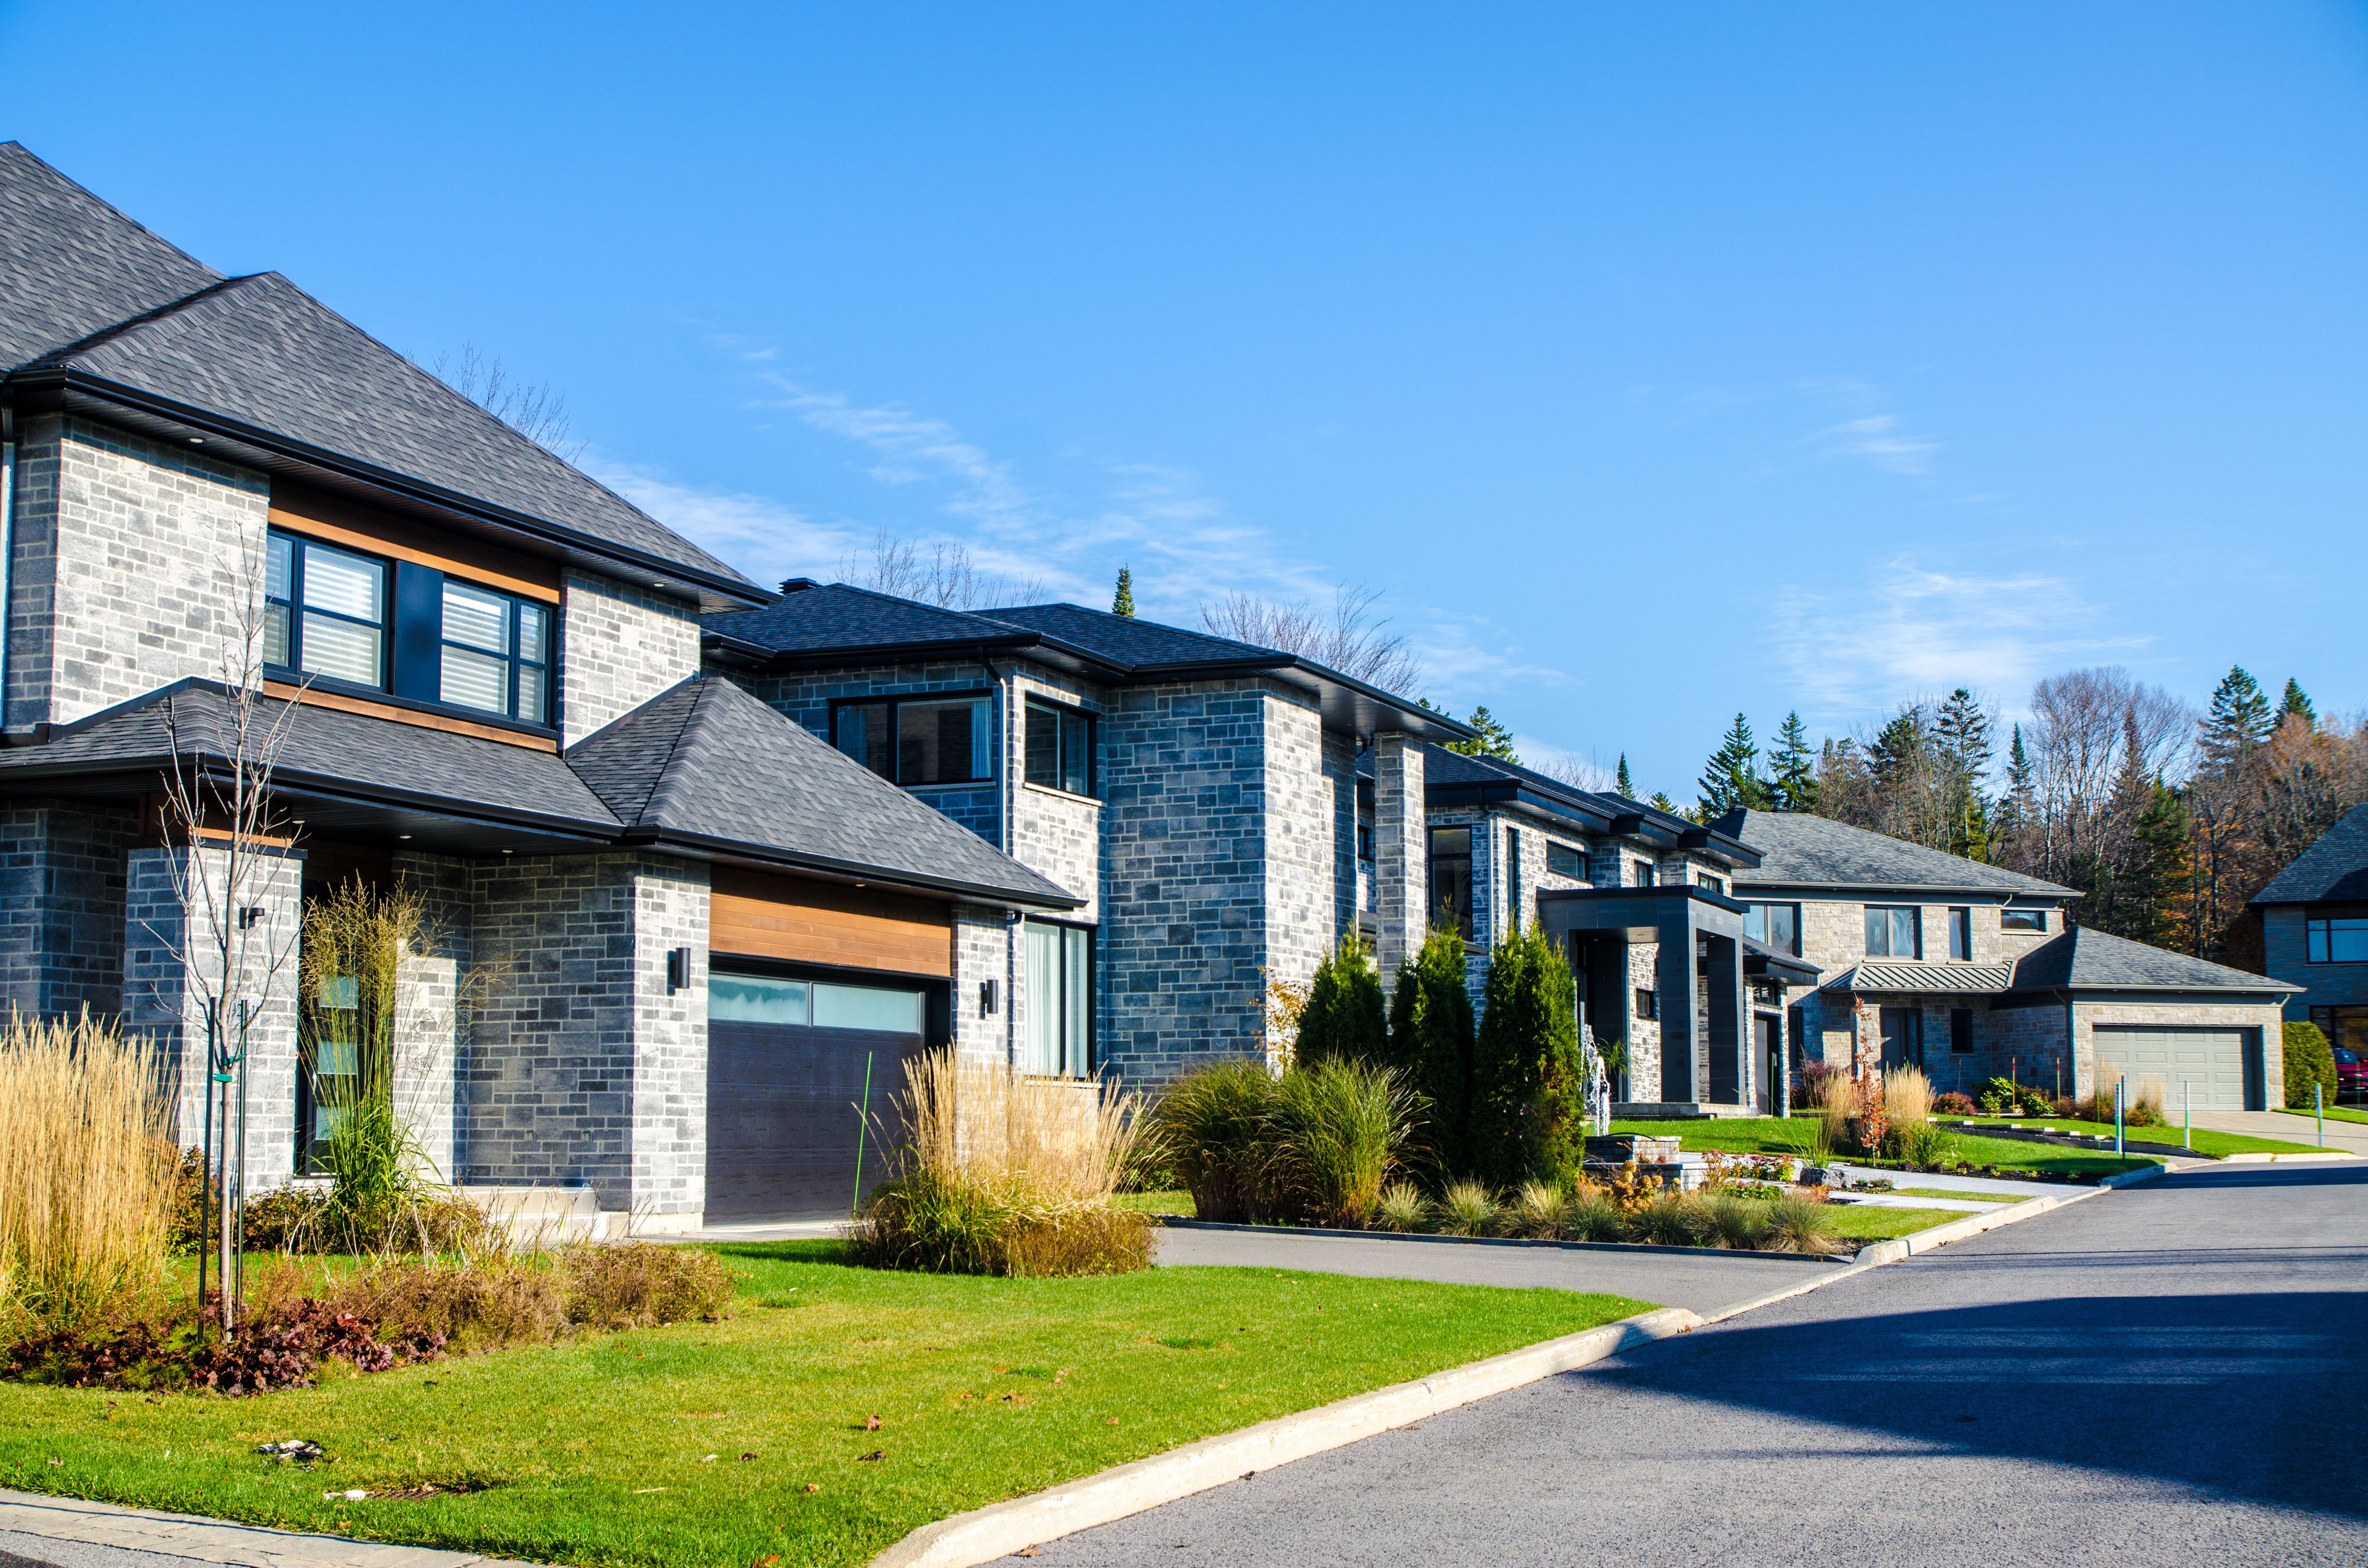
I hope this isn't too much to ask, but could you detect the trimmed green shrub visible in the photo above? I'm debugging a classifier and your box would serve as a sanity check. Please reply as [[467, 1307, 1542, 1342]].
[[1472, 923, 1584, 1187], [1297, 936, 1389, 1070], [2285, 1022, 2337, 1109], [1389, 927, 1478, 1177]]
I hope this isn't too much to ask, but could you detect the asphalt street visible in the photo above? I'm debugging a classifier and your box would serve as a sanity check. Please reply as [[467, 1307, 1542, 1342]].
[[1044, 1162, 2368, 1567]]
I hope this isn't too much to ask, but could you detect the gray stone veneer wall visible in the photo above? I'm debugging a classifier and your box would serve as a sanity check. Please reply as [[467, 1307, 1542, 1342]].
[[952, 903, 1016, 1069], [0, 799, 142, 1018], [124, 843, 304, 1187], [1372, 733, 1426, 990], [7, 416, 272, 731], [559, 571, 703, 746]]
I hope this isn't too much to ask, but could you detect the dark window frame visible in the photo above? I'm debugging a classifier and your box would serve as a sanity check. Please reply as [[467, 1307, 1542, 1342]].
[[1634, 862, 1656, 888], [1697, 872, 1726, 896], [437, 577, 553, 725], [829, 689, 997, 788], [1634, 985, 1658, 1022], [265, 530, 389, 690], [1022, 696, 1097, 797], [1946, 906, 1973, 961], [1949, 1007, 1974, 1054], [1743, 901, 1800, 956], [2002, 906, 2048, 933], [2306, 912, 2368, 965], [1024, 918, 1095, 1078], [1505, 828, 1523, 932], [1545, 840, 1585, 880], [1428, 826, 1475, 941]]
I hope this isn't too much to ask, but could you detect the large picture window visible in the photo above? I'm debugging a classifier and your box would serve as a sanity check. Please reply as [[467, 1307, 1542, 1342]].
[[1025, 922, 1093, 1077], [1864, 905, 1919, 958], [1743, 902, 1799, 955], [1024, 699, 1094, 796], [1546, 841, 1585, 880], [2308, 914, 2368, 964], [1428, 826, 1473, 939], [440, 580, 551, 723], [2002, 907, 2048, 933], [833, 694, 993, 786], [265, 533, 386, 687]]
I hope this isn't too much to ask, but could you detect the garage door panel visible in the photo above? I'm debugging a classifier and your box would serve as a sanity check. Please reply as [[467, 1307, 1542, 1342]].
[[2093, 1026, 2252, 1112], [706, 1018, 929, 1220]]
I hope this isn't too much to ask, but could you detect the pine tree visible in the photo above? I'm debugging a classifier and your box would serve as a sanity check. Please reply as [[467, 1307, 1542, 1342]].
[[1296, 937, 1388, 1069], [1471, 924, 1584, 1187], [1647, 790, 1679, 815], [2133, 780, 2191, 947], [2280, 678, 2315, 730], [1447, 706, 1518, 763], [1698, 713, 1773, 815], [1935, 688, 1994, 861], [1768, 712, 1817, 813], [1111, 565, 1136, 618], [2084, 707, 2157, 938], [1993, 723, 2037, 859], [1614, 755, 1633, 797], [1388, 928, 1478, 1178], [2200, 666, 2273, 774]]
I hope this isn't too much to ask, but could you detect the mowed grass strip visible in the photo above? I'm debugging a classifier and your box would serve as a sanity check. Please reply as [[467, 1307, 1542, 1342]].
[[1817, 1205, 1982, 1242], [1952, 1118, 2321, 1157], [1609, 1117, 2156, 1178], [0, 1241, 1649, 1568]]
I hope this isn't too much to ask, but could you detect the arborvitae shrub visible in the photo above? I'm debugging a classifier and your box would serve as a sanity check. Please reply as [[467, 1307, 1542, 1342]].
[[2284, 1021, 2337, 1109], [1297, 937, 1389, 1070], [1389, 927, 1477, 1179], [1471, 924, 1583, 1187]]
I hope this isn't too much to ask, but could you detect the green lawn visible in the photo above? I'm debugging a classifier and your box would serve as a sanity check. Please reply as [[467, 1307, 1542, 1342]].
[[0, 1242, 1646, 1568], [1608, 1117, 2155, 1179], [1112, 1190, 1193, 1216], [1950, 1118, 2323, 1157], [2274, 1103, 2368, 1128], [1819, 1205, 1973, 1241], [1890, 1187, 2016, 1204]]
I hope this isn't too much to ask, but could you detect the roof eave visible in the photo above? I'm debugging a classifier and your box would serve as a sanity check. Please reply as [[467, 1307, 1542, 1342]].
[[1735, 877, 2078, 900], [17, 368, 770, 608], [617, 824, 1083, 910]]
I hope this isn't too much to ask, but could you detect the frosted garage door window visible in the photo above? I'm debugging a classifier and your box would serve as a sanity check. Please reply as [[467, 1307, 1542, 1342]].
[[813, 983, 923, 1035], [709, 974, 810, 1025]]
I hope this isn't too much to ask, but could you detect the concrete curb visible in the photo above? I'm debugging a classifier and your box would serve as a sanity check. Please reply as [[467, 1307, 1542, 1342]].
[[868, 1306, 1701, 1568], [0, 1488, 540, 1567], [2217, 1150, 2359, 1164]]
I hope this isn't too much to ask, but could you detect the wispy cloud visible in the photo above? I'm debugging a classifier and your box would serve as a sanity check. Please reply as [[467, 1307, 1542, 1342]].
[[1774, 557, 2146, 720], [1804, 412, 1939, 475], [583, 456, 866, 592]]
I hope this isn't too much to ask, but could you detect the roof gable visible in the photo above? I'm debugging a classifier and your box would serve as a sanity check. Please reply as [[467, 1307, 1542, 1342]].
[[2251, 804, 2368, 905], [567, 676, 1076, 905], [1727, 809, 2074, 897], [2010, 925, 2296, 992], [0, 141, 221, 369]]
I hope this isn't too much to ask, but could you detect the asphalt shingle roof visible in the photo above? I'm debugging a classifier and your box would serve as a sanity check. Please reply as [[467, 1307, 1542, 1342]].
[[1724, 809, 2075, 897], [704, 584, 1011, 655], [0, 142, 220, 369], [568, 677, 1077, 905], [2009, 925, 2299, 993], [0, 680, 619, 830], [973, 603, 1274, 667], [1, 144, 757, 598], [2251, 804, 2368, 905]]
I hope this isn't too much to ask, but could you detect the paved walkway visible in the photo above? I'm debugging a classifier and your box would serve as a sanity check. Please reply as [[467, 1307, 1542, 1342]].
[[2196, 1107, 2368, 1157], [1046, 1160, 2368, 1566], [0, 1492, 538, 1568], [1153, 1225, 1845, 1317]]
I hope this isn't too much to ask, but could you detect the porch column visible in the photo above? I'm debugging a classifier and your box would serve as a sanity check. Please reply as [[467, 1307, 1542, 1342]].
[[1372, 731, 1426, 992], [124, 843, 304, 1189]]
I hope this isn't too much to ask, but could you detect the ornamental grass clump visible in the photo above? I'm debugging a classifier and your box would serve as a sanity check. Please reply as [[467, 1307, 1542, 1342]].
[[1630, 1189, 1704, 1248], [0, 1013, 175, 1337], [1562, 1187, 1626, 1243], [851, 1050, 1153, 1278], [1510, 1180, 1568, 1239], [1762, 1193, 1841, 1255], [1155, 1058, 1280, 1221], [1152, 1056, 1424, 1226], [1700, 1194, 1773, 1251], [1373, 1181, 1430, 1233], [1434, 1179, 1501, 1237]]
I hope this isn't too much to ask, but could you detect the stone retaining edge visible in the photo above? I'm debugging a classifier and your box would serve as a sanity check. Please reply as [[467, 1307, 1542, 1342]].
[[868, 1306, 1702, 1568]]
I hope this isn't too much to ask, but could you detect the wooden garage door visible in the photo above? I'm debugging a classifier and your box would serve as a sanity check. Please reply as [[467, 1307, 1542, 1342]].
[[705, 971, 932, 1221], [2092, 1026, 2256, 1112]]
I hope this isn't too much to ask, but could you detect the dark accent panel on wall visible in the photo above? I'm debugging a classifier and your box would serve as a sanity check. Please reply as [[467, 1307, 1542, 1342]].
[[391, 561, 445, 703]]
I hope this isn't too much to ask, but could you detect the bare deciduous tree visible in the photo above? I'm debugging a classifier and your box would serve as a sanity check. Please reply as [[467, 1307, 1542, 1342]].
[[2021, 667, 2190, 885], [426, 344, 583, 462], [838, 529, 1044, 610], [1198, 582, 1423, 696]]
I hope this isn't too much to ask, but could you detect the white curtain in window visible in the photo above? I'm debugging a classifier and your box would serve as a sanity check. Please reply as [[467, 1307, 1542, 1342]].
[[1026, 922, 1061, 1076]]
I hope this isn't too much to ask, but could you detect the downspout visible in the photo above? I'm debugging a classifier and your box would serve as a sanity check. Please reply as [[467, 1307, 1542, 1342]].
[[981, 645, 1021, 1071], [1, 379, 15, 714]]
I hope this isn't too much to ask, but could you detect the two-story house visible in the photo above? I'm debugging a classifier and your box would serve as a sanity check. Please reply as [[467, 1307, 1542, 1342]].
[[1722, 809, 2297, 1110], [2250, 803, 2368, 1067], [0, 143, 1077, 1229]]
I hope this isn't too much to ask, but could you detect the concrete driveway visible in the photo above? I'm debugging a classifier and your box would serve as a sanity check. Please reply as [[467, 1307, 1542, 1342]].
[[2195, 1107, 2368, 1157], [1045, 1161, 2368, 1566]]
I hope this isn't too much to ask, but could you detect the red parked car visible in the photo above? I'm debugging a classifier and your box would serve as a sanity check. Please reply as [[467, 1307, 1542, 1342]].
[[2334, 1045, 2367, 1104]]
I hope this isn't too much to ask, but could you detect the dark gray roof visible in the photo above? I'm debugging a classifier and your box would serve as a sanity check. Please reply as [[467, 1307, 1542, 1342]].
[[974, 603, 1273, 667], [0, 680, 619, 832], [568, 676, 1077, 906], [1725, 810, 2075, 897], [704, 582, 1011, 655], [2251, 804, 2368, 905], [0, 142, 221, 369], [2010, 925, 2299, 993], [1, 144, 758, 600]]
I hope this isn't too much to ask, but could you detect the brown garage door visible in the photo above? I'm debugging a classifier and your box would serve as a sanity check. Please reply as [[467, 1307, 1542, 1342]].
[[706, 971, 934, 1221]]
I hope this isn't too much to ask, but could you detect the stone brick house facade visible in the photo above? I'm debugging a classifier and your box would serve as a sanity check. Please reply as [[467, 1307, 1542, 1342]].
[[1722, 810, 2297, 1111], [2250, 803, 2368, 1073]]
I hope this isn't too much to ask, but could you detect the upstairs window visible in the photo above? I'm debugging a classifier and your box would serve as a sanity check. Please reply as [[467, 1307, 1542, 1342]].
[[2308, 914, 2368, 964], [1697, 873, 1726, 896], [833, 694, 993, 786], [1546, 841, 1585, 880], [1429, 826, 1473, 939], [1865, 905, 1920, 959], [1946, 907, 1973, 961], [1634, 862, 1656, 888], [2002, 907, 2048, 933], [1744, 902, 1799, 955], [1024, 699, 1095, 796], [265, 533, 385, 687], [1357, 822, 1374, 863], [440, 580, 550, 723]]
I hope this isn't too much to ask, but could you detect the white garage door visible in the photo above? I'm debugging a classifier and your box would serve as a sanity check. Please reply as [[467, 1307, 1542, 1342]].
[[2092, 1026, 2254, 1112]]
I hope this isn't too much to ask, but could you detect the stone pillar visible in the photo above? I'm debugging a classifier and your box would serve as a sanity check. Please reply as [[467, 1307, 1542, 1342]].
[[1372, 732, 1426, 990], [124, 843, 304, 1189], [1321, 730, 1361, 949]]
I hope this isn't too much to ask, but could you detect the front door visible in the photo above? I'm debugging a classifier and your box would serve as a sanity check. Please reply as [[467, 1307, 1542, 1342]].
[[1755, 1013, 1779, 1112], [1879, 1006, 1923, 1070]]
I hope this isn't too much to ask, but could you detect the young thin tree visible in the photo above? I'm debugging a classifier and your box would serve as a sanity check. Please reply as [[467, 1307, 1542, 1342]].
[[1614, 755, 1633, 797], [1111, 564, 1137, 618], [1447, 706, 1518, 764], [1935, 688, 1994, 861], [1698, 713, 1772, 815], [1768, 712, 1817, 813], [2280, 678, 2315, 730]]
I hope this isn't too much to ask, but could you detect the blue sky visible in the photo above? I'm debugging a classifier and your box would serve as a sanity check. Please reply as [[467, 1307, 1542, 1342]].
[[5, 2, 2364, 795]]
